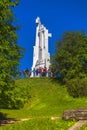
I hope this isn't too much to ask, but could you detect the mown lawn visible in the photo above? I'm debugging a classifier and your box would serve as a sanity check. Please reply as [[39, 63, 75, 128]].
[[0, 78, 87, 129]]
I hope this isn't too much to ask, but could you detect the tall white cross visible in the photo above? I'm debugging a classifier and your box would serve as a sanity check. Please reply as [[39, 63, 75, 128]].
[[31, 17, 52, 77]]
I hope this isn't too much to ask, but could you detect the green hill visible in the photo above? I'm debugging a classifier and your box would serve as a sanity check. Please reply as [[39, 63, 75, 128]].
[[1, 78, 87, 119], [1, 78, 87, 130]]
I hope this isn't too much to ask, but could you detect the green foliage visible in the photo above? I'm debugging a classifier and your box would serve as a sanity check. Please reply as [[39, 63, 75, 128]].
[[1, 78, 87, 129], [0, 79, 31, 109], [1, 78, 87, 119], [66, 77, 87, 98], [13, 80, 31, 109], [0, 0, 24, 108], [51, 31, 87, 97]]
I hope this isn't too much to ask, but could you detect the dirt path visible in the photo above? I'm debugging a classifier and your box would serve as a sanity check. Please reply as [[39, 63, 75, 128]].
[[0, 118, 31, 126], [68, 120, 87, 130], [1, 117, 87, 130]]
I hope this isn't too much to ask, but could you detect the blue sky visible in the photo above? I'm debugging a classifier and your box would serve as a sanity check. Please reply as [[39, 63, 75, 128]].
[[14, 0, 87, 70]]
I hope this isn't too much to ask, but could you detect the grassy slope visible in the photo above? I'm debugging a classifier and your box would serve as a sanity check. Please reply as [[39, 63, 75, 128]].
[[0, 118, 76, 130], [1, 78, 87, 119]]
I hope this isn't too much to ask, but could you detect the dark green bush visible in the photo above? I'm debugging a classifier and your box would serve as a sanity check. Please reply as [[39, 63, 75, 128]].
[[11, 98, 25, 109], [66, 77, 87, 98]]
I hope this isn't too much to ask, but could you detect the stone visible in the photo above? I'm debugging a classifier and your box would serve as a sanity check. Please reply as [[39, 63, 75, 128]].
[[62, 110, 76, 120], [62, 108, 87, 120], [31, 17, 52, 77]]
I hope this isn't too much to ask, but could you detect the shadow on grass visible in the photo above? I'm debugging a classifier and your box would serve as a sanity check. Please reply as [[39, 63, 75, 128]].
[[0, 112, 7, 120], [0, 112, 18, 126], [49, 77, 65, 86]]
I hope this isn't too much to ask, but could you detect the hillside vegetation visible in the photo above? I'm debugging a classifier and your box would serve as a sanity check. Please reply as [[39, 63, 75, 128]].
[[1, 78, 87, 129]]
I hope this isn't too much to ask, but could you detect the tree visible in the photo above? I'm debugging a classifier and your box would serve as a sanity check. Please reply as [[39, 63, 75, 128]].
[[0, 0, 24, 108], [51, 31, 87, 97]]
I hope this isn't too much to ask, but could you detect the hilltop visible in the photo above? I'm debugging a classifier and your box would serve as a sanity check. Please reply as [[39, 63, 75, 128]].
[[1, 78, 87, 119], [1, 78, 87, 129]]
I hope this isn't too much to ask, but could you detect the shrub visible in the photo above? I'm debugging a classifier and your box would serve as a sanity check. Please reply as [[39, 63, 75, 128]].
[[66, 77, 87, 98]]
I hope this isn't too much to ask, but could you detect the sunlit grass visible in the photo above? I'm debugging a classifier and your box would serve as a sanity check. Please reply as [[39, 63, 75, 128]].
[[1, 78, 87, 118], [1, 78, 87, 129], [0, 118, 76, 130]]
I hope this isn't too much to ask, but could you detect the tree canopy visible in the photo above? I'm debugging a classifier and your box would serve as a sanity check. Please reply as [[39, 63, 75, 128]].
[[51, 31, 87, 97], [0, 0, 24, 108]]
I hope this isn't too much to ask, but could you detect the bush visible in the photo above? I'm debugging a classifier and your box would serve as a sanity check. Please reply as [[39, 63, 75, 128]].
[[0, 81, 31, 109], [66, 77, 87, 98]]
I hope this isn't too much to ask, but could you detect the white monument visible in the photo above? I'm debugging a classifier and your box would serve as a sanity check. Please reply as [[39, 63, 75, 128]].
[[31, 17, 52, 77]]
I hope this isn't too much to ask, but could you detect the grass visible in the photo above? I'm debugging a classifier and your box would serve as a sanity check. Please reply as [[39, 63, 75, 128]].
[[0, 118, 76, 130], [0, 77, 87, 129], [78, 123, 87, 130]]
